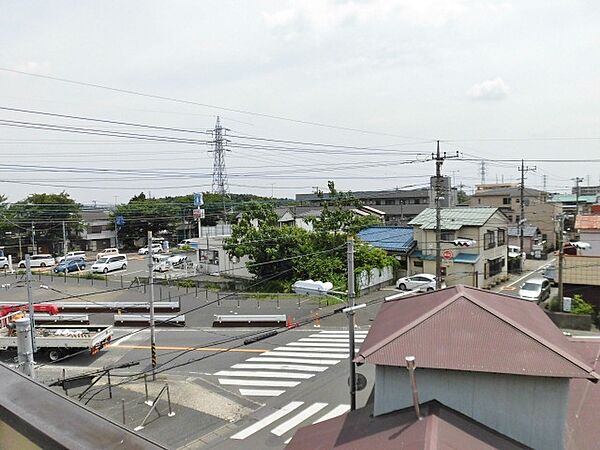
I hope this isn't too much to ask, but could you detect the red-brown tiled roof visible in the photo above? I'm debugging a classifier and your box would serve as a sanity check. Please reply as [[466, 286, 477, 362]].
[[355, 285, 599, 381], [575, 215, 600, 230], [565, 338, 600, 449], [286, 400, 530, 450]]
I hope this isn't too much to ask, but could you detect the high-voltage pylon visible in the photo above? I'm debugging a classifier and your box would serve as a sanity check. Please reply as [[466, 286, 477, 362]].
[[209, 116, 230, 195]]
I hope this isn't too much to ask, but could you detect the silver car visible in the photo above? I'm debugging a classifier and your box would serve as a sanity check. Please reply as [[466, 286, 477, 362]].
[[518, 278, 551, 303]]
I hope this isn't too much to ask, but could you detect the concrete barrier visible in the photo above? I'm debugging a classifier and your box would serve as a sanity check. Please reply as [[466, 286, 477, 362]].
[[544, 310, 592, 331]]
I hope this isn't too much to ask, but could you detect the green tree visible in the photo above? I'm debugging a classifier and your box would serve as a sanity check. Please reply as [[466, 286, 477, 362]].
[[9, 192, 82, 254]]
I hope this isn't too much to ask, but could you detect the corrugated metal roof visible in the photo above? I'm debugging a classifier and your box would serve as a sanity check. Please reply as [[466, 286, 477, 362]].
[[356, 286, 599, 381], [409, 207, 499, 230], [357, 226, 414, 252], [575, 215, 600, 230], [286, 400, 529, 450], [508, 226, 540, 237]]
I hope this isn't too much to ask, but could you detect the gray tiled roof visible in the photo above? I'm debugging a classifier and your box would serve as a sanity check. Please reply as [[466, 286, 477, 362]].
[[409, 207, 499, 230]]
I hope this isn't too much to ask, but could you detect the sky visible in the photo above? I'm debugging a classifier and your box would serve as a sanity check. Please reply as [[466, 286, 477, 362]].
[[1, 0, 599, 205]]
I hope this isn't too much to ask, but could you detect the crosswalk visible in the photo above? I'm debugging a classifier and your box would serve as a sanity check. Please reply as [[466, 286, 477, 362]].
[[215, 330, 368, 398], [231, 401, 351, 441]]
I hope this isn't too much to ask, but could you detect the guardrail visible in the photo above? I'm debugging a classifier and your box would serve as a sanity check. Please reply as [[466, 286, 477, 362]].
[[212, 314, 287, 328], [56, 302, 181, 313], [113, 314, 186, 327], [34, 314, 90, 325]]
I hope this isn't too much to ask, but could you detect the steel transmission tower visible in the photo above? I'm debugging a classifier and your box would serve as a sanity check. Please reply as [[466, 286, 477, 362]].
[[209, 116, 230, 195]]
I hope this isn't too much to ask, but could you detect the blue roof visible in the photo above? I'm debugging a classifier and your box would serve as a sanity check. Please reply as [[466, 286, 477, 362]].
[[357, 226, 414, 252], [412, 250, 480, 264]]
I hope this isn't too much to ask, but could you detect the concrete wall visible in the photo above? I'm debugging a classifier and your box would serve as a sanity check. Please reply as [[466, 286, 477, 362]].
[[374, 365, 569, 450], [579, 231, 600, 257], [561, 255, 600, 285], [357, 266, 394, 294]]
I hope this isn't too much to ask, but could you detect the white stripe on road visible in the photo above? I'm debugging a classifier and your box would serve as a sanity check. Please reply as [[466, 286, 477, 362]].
[[317, 330, 368, 334], [219, 379, 301, 388], [279, 346, 352, 353], [313, 404, 350, 424], [112, 330, 144, 347], [247, 357, 341, 365], [238, 389, 285, 397], [215, 370, 314, 379], [284, 438, 291, 444], [230, 401, 304, 440], [232, 363, 328, 372], [263, 351, 348, 359], [288, 342, 350, 348], [271, 403, 328, 436], [304, 337, 364, 342]]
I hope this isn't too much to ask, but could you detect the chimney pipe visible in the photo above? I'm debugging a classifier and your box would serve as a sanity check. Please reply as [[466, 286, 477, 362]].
[[405, 356, 421, 420]]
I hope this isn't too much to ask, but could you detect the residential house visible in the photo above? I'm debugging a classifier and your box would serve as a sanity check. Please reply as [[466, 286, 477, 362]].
[[408, 207, 509, 288], [0, 362, 165, 450], [287, 286, 600, 450], [572, 185, 600, 196], [78, 208, 116, 251], [275, 205, 385, 232], [508, 225, 543, 256], [192, 225, 252, 278], [296, 177, 456, 226], [549, 194, 599, 216], [575, 213, 600, 256], [356, 226, 415, 277], [468, 184, 554, 249]]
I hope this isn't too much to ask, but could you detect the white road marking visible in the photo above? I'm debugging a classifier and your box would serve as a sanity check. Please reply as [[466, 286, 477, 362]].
[[313, 404, 350, 424], [232, 363, 328, 372], [263, 351, 348, 359], [112, 329, 144, 347], [247, 357, 341, 365], [238, 389, 285, 397], [317, 330, 368, 334], [288, 342, 350, 348], [304, 337, 364, 342], [278, 346, 352, 353], [218, 379, 301, 388], [503, 259, 555, 288], [271, 403, 328, 436], [230, 401, 304, 440], [215, 370, 314, 379], [284, 438, 292, 444]]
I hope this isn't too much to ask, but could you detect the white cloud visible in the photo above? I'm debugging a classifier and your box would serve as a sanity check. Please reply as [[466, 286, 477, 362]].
[[467, 77, 510, 100], [11, 61, 50, 74]]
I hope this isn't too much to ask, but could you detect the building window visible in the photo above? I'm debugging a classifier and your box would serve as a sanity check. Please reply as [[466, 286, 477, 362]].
[[515, 215, 520, 223], [414, 260, 423, 268], [488, 257, 503, 277], [502, 197, 511, 205], [440, 231, 455, 241], [385, 199, 395, 205], [515, 198, 520, 203], [478, 199, 481, 204], [508, 215, 513, 222], [375, 200, 381, 205], [497, 228, 506, 246], [484, 230, 496, 250]]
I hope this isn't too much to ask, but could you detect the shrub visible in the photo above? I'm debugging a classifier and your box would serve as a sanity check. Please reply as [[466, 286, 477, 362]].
[[570, 294, 595, 316]]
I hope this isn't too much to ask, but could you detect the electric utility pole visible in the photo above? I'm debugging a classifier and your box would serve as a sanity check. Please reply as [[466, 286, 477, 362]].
[[347, 237, 356, 410], [572, 177, 584, 219], [25, 255, 36, 352], [518, 160, 536, 271], [31, 222, 36, 254], [147, 231, 157, 379], [62, 220, 68, 261], [433, 141, 459, 289], [557, 214, 565, 310]]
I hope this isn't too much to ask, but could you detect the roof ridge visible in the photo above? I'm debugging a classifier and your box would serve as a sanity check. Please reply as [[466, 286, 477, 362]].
[[357, 288, 464, 361], [461, 290, 599, 381]]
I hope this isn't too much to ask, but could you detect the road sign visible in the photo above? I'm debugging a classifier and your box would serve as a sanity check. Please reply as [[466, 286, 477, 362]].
[[115, 215, 125, 226], [193, 192, 204, 207], [348, 373, 368, 392], [442, 249, 454, 260], [193, 208, 205, 220]]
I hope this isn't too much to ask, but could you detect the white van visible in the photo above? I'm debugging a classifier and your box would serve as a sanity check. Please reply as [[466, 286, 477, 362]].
[[91, 254, 128, 274], [18, 254, 55, 268], [57, 251, 87, 263], [97, 248, 119, 260]]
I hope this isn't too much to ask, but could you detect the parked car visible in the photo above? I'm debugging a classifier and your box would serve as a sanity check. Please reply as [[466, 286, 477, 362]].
[[53, 258, 86, 273], [167, 254, 188, 266], [177, 239, 194, 248], [508, 245, 526, 259], [138, 244, 163, 255], [153, 254, 171, 272], [0, 256, 9, 269], [17, 254, 55, 268], [542, 265, 557, 286], [518, 277, 551, 303], [91, 254, 127, 274], [396, 274, 437, 291], [96, 248, 119, 260], [57, 251, 87, 263], [417, 279, 447, 292]]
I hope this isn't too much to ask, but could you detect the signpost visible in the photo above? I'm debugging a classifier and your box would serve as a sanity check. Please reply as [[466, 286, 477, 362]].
[[442, 249, 454, 260]]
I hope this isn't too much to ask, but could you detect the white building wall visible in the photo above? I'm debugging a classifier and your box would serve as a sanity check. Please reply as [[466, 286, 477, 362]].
[[374, 365, 569, 450], [579, 231, 600, 257]]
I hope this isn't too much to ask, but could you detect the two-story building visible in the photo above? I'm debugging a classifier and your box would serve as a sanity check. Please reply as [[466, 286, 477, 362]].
[[77, 208, 116, 251], [296, 177, 456, 226], [468, 184, 555, 249], [408, 207, 508, 288], [286, 286, 600, 450]]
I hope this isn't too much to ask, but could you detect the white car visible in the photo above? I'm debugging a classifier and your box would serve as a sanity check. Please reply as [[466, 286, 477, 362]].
[[18, 254, 55, 268], [417, 279, 447, 292], [0, 256, 9, 269], [57, 251, 87, 263], [518, 278, 551, 303], [177, 239, 194, 248], [138, 244, 163, 255], [97, 248, 119, 260], [91, 254, 128, 274], [396, 274, 437, 291]]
